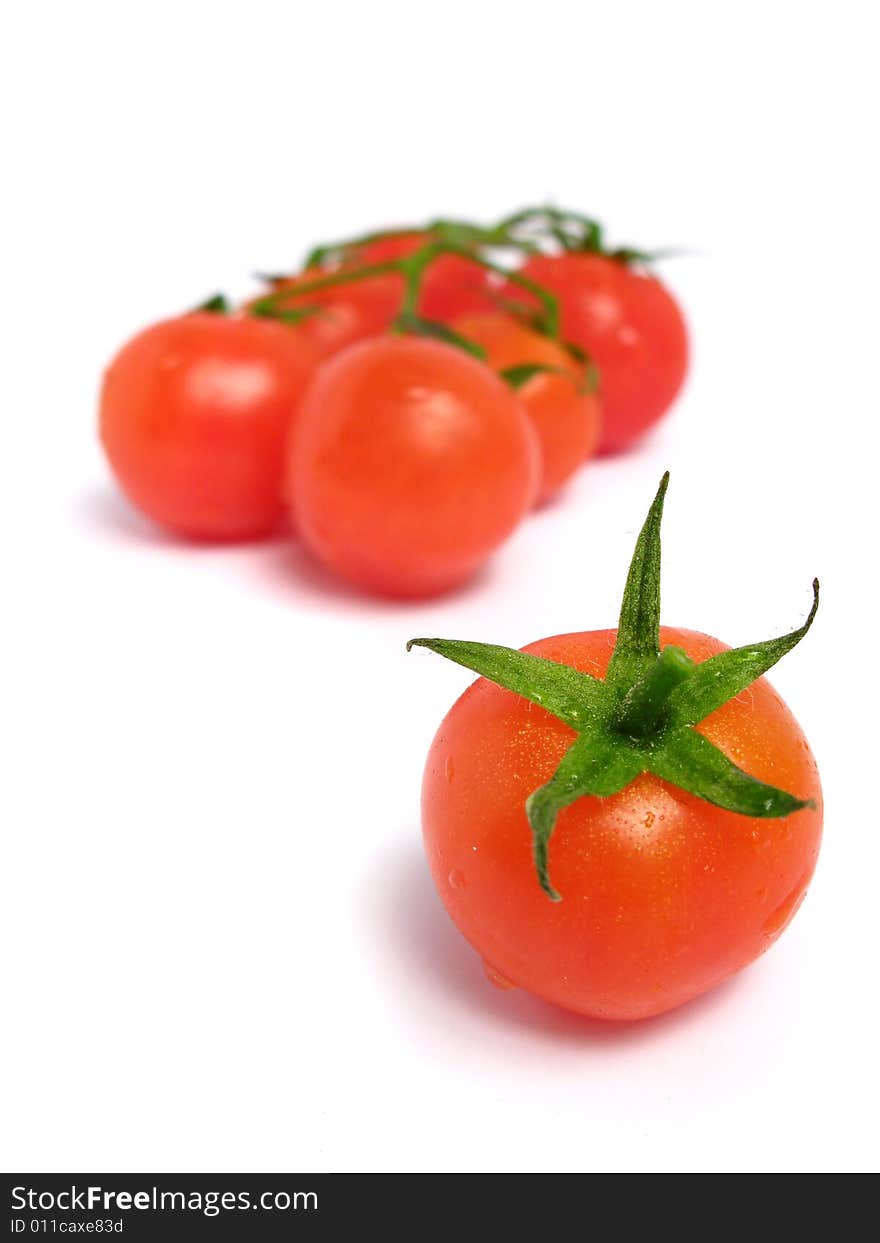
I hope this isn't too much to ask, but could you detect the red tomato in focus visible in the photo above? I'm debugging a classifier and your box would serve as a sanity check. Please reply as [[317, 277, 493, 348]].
[[422, 627, 822, 1020], [453, 312, 601, 503], [287, 337, 540, 597], [515, 253, 688, 454], [100, 314, 316, 539]]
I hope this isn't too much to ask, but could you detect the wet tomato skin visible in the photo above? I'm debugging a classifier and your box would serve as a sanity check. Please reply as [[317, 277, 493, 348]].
[[422, 627, 822, 1021], [287, 336, 540, 598], [515, 253, 688, 455], [100, 313, 316, 539]]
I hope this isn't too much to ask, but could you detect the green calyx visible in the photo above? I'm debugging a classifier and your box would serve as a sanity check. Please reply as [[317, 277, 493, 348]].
[[302, 218, 513, 271], [493, 205, 681, 265], [194, 293, 230, 314], [408, 474, 819, 901]]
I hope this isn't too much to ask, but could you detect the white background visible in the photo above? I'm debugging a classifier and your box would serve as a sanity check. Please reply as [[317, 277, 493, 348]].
[[2, 1, 877, 1174]]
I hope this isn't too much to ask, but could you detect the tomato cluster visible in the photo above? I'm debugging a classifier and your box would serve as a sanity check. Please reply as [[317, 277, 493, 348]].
[[99, 207, 688, 597], [97, 213, 824, 1024]]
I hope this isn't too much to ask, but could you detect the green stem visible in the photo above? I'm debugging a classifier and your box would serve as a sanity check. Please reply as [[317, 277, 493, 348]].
[[249, 259, 403, 318], [303, 226, 420, 270], [396, 243, 443, 322], [432, 218, 540, 253], [251, 238, 561, 345], [615, 646, 695, 739], [303, 217, 540, 272], [493, 206, 603, 253], [392, 242, 561, 339], [492, 263, 561, 339]]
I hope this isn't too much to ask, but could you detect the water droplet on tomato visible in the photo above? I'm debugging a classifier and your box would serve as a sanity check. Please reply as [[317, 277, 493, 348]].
[[762, 881, 808, 939], [448, 868, 466, 891], [444, 756, 455, 784], [482, 960, 517, 991]]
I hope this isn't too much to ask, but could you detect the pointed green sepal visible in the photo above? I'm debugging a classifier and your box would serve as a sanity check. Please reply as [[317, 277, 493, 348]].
[[499, 363, 562, 390], [526, 732, 644, 899], [665, 580, 820, 728], [649, 728, 816, 818], [194, 293, 229, 314], [406, 638, 603, 731], [605, 473, 668, 688]]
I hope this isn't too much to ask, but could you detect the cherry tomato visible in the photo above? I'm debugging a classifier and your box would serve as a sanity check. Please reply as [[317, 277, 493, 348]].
[[453, 312, 601, 503], [287, 336, 540, 597], [100, 313, 316, 539], [422, 627, 822, 1020], [514, 253, 688, 454]]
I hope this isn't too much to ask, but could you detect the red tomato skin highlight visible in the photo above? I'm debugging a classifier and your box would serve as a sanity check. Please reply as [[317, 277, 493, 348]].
[[453, 311, 601, 502], [288, 336, 540, 598], [517, 253, 688, 455], [100, 314, 316, 539], [422, 627, 822, 1021]]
